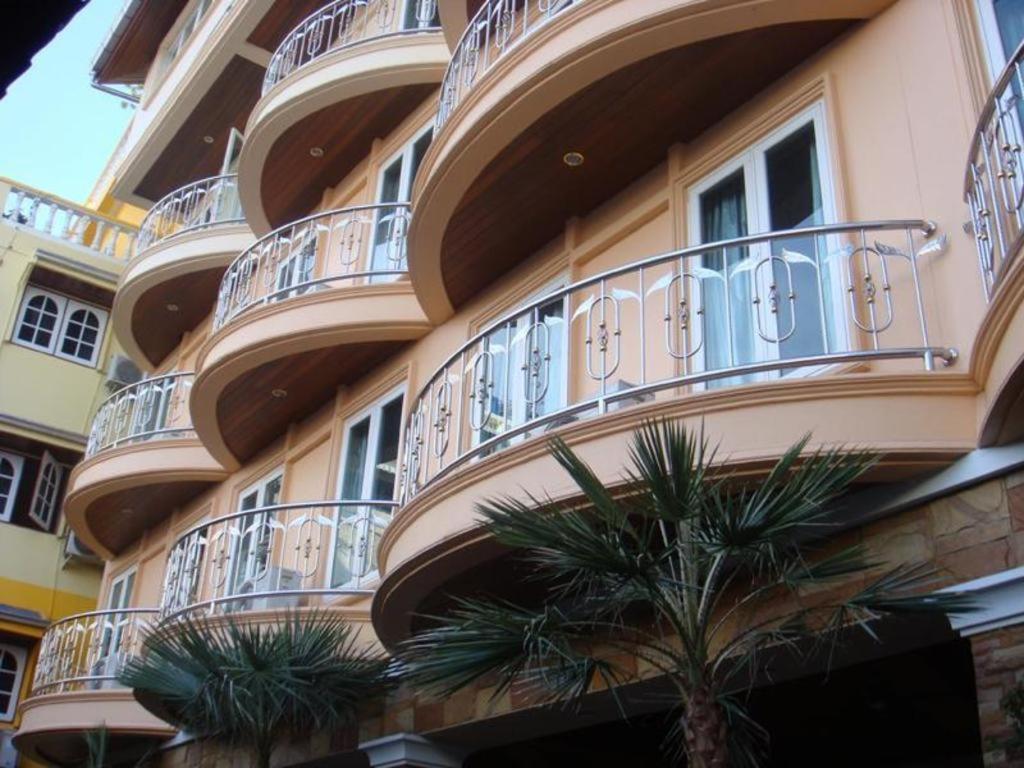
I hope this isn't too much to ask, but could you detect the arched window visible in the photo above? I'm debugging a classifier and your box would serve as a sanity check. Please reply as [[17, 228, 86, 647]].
[[15, 289, 61, 351], [0, 452, 24, 523], [58, 305, 102, 364], [29, 452, 63, 531], [0, 644, 26, 722]]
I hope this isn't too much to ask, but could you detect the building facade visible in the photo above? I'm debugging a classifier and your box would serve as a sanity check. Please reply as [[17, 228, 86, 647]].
[[14, 0, 1024, 765], [0, 178, 139, 767]]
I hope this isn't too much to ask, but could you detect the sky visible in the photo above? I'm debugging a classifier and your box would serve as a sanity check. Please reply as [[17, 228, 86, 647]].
[[0, 0, 133, 204]]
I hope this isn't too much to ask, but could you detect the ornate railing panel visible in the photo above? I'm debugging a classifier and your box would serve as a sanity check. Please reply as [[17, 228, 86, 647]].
[[213, 203, 410, 329], [29, 609, 158, 696], [400, 220, 955, 502], [263, 0, 440, 94], [160, 500, 398, 618], [966, 40, 1024, 300], [137, 174, 243, 253], [86, 373, 194, 458], [437, 0, 581, 129], [1, 182, 135, 260]]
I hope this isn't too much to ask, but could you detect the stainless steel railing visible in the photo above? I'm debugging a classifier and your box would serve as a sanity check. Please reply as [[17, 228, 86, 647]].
[[966, 39, 1024, 300], [263, 0, 440, 94], [86, 373, 195, 458], [400, 219, 954, 502], [160, 500, 398, 619], [29, 608, 159, 696], [136, 174, 243, 253], [436, 0, 581, 130], [213, 202, 410, 329]]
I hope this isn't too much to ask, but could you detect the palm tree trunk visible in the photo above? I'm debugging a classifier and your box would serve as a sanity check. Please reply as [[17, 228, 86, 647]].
[[254, 742, 273, 768], [683, 685, 728, 768]]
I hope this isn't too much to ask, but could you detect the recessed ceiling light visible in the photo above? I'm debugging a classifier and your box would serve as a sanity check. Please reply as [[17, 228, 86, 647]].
[[166, 303, 180, 312], [271, 388, 288, 399], [309, 146, 324, 158], [203, 135, 215, 144], [562, 151, 585, 167]]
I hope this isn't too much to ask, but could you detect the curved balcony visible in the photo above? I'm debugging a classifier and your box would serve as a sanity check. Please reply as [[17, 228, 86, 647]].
[[160, 500, 398, 621], [14, 609, 174, 765], [374, 220, 974, 644], [66, 373, 228, 559], [192, 204, 431, 469], [237, 0, 447, 233], [116, 174, 254, 368], [965, 40, 1024, 447], [407, 0, 892, 323]]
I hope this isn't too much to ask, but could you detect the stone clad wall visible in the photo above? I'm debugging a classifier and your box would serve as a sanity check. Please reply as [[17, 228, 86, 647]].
[[972, 625, 1024, 768]]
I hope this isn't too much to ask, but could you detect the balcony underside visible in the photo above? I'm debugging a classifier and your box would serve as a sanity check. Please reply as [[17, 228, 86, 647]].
[[65, 440, 227, 558], [15, 690, 174, 766], [115, 224, 253, 368], [976, 246, 1024, 446], [193, 283, 431, 467], [239, 30, 448, 233], [374, 373, 977, 646], [410, 3, 896, 322]]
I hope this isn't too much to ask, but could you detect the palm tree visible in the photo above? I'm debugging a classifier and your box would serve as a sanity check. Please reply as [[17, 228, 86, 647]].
[[401, 421, 973, 768], [120, 612, 391, 768]]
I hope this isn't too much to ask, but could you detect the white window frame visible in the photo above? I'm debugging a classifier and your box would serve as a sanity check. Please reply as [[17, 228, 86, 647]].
[[228, 469, 284, 596], [0, 451, 25, 524], [98, 566, 137, 669], [13, 287, 108, 368], [221, 128, 244, 175], [686, 102, 843, 380], [330, 387, 406, 588], [0, 644, 26, 723], [402, 0, 440, 30], [977, 0, 1019, 79], [28, 451, 63, 531]]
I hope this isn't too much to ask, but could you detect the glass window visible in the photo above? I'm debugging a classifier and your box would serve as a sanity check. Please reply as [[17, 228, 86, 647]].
[[979, 0, 1024, 70], [13, 288, 108, 367], [29, 451, 63, 531], [403, 0, 440, 29], [229, 472, 283, 596], [58, 303, 104, 365], [371, 126, 433, 274], [98, 569, 136, 674], [15, 288, 62, 352], [0, 452, 24, 523], [0, 644, 25, 722]]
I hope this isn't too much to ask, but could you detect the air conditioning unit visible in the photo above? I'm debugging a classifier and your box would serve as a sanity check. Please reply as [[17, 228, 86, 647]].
[[105, 354, 143, 393], [234, 567, 304, 612], [0, 731, 17, 768], [64, 531, 101, 563]]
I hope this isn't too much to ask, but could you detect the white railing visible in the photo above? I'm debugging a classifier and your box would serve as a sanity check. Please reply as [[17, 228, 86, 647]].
[[137, 174, 243, 253], [86, 373, 194, 458], [966, 39, 1024, 300], [437, 0, 581, 130], [263, 0, 440, 94], [0, 180, 136, 260], [400, 220, 955, 502], [160, 500, 398, 619], [213, 203, 410, 329], [29, 609, 158, 696]]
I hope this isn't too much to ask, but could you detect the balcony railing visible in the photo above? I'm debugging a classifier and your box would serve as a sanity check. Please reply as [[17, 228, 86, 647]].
[[160, 500, 398, 619], [29, 609, 158, 696], [966, 40, 1024, 300], [0, 179, 136, 260], [263, 0, 441, 94], [400, 220, 955, 502], [86, 372, 195, 458], [437, 0, 582, 130], [136, 174, 243, 253], [213, 203, 410, 330]]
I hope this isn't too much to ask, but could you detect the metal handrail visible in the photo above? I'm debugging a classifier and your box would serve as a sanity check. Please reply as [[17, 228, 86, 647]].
[[29, 608, 159, 696], [263, 0, 440, 94], [965, 39, 1024, 300], [213, 202, 411, 329], [160, 500, 400, 619], [86, 372, 195, 458], [137, 174, 243, 253], [436, 0, 582, 130], [400, 219, 955, 503]]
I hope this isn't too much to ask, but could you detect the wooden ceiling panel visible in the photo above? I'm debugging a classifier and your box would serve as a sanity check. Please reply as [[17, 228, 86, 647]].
[[441, 21, 854, 307], [131, 267, 225, 367], [93, 0, 190, 84], [261, 85, 435, 228], [85, 480, 213, 554], [217, 341, 405, 462], [135, 56, 265, 203], [248, 0, 328, 51]]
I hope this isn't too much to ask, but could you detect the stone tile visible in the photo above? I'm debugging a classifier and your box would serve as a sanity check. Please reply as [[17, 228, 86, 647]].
[[939, 538, 1012, 581]]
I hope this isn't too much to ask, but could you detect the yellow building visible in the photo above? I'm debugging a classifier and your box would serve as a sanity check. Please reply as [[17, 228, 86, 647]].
[[16, 0, 1024, 765], [0, 177, 139, 766]]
